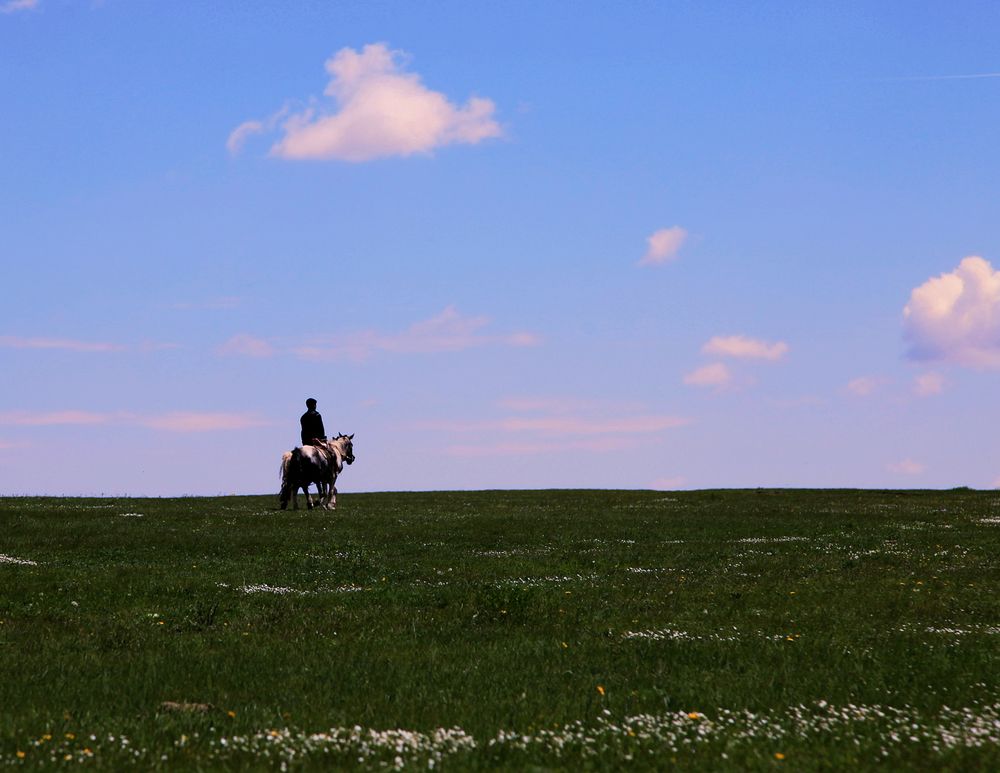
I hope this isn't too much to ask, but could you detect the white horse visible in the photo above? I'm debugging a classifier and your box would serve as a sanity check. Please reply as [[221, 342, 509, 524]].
[[279, 434, 355, 510]]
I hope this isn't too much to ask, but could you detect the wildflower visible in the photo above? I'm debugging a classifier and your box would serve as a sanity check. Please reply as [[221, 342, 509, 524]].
[[16, 751, 25, 759], [775, 752, 786, 760], [688, 711, 700, 719], [561, 642, 568, 649], [597, 685, 605, 696], [227, 710, 237, 718], [65, 732, 75, 739]]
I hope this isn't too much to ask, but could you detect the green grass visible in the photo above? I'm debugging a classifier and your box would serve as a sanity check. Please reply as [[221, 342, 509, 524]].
[[1, 489, 998, 770]]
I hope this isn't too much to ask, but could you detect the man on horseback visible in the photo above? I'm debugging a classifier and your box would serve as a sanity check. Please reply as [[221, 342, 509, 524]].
[[300, 397, 326, 446]]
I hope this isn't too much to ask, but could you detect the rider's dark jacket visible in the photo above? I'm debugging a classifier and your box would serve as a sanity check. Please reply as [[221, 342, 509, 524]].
[[300, 410, 326, 446]]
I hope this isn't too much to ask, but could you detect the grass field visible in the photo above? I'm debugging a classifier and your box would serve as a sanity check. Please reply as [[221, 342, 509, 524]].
[[1, 489, 999, 770]]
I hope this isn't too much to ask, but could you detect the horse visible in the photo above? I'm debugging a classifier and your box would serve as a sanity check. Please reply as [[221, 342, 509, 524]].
[[279, 434, 355, 511]]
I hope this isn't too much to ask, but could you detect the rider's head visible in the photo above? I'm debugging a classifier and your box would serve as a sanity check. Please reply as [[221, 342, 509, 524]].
[[306, 398, 317, 409]]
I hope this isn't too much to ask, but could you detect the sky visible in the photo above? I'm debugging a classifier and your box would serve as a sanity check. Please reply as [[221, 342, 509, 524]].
[[2, 1, 1000, 495]]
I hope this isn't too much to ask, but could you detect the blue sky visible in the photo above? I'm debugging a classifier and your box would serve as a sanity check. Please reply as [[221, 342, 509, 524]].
[[2, 1, 1000, 495]]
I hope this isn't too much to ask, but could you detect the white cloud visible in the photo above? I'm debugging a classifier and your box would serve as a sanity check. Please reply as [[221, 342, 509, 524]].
[[887, 458, 925, 476], [0, 410, 112, 426], [0, 335, 126, 353], [846, 376, 886, 396], [293, 306, 539, 361], [638, 226, 687, 266], [903, 256, 1000, 368], [913, 371, 945, 397], [217, 334, 275, 358], [137, 412, 272, 433], [422, 415, 689, 436], [683, 362, 732, 389], [447, 438, 635, 457], [649, 476, 686, 490], [226, 120, 265, 155], [0, 410, 270, 432], [1, 0, 39, 13], [702, 335, 788, 361], [420, 399, 689, 457], [232, 43, 501, 162]]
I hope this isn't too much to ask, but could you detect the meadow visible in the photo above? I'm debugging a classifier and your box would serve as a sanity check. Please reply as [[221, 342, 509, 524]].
[[0, 488, 998, 770]]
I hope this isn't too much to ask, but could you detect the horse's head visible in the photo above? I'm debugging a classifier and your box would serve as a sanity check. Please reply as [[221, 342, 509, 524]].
[[337, 433, 355, 465]]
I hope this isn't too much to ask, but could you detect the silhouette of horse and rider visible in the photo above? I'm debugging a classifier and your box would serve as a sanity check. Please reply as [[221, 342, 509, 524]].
[[279, 398, 355, 510]]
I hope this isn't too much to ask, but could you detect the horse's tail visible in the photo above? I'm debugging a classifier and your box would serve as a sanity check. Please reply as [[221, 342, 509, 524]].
[[278, 450, 295, 509]]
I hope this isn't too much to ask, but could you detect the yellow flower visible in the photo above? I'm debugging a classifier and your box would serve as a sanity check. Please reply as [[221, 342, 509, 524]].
[[16, 751, 25, 759], [64, 754, 72, 761], [65, 733, 75, 740], [775, 752, 786, 760], [596, 685, 605, 696], [227, 710, 237, 718], [688, 711, 700, 719]]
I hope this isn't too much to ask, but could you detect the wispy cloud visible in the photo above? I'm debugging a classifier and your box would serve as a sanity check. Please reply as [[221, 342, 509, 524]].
[[0, 336, 127, 353], [649, 476, 686, 490], [638, 226, 687, 266], [887, 458, 925, 476], [876, 71, 1000, 82], [447, 437, 636, 457], [0, 410, 112, 426], [419, 396, 689, 457], [1, 0, 39, 14], [422, 415, 689, 436], [293, 306, 539, 361], [702, 335, 788, 361], [231, 43, 501, 162], [496, 396, 645, 415], [137, 412, 272, 432], [846, 375, 887, 397], [216, 334, 275, 358], [0, 410, 271, 432], [913, 372, 945, 397], [903, 256, 1000, 368], [683, 362, 733, 390]]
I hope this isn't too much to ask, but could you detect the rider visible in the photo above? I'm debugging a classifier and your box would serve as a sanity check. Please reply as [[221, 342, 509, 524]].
[[300, 398, 326, 447]]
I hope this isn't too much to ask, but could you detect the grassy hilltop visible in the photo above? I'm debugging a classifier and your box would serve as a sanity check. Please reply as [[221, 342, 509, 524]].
[[1, 489, 998, 770]]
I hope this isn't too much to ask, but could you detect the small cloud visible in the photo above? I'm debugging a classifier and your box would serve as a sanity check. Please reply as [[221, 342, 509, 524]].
[[447, 437, 636, 457], [683, 362, 732, 389], [420, 415, 689, 436], [294, 306, 538, 361], [913, 371, 945, 397], [226, 120, 265, 155], [0, 335, 127, 353], [702, 335, 788, 361], [233, 43, 501, 162], [887, 458, 925, 476], [638, 226, 687, 267], [903, 255, 1000, 368], [497, 396, 644, 415], [1, 0, 39, 13], [846, 376, 887, 397], [650, 476, 686, 490], [138, 412, 272, 433], [0, 410, 112, 426], [217, 334, 275, 358]]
